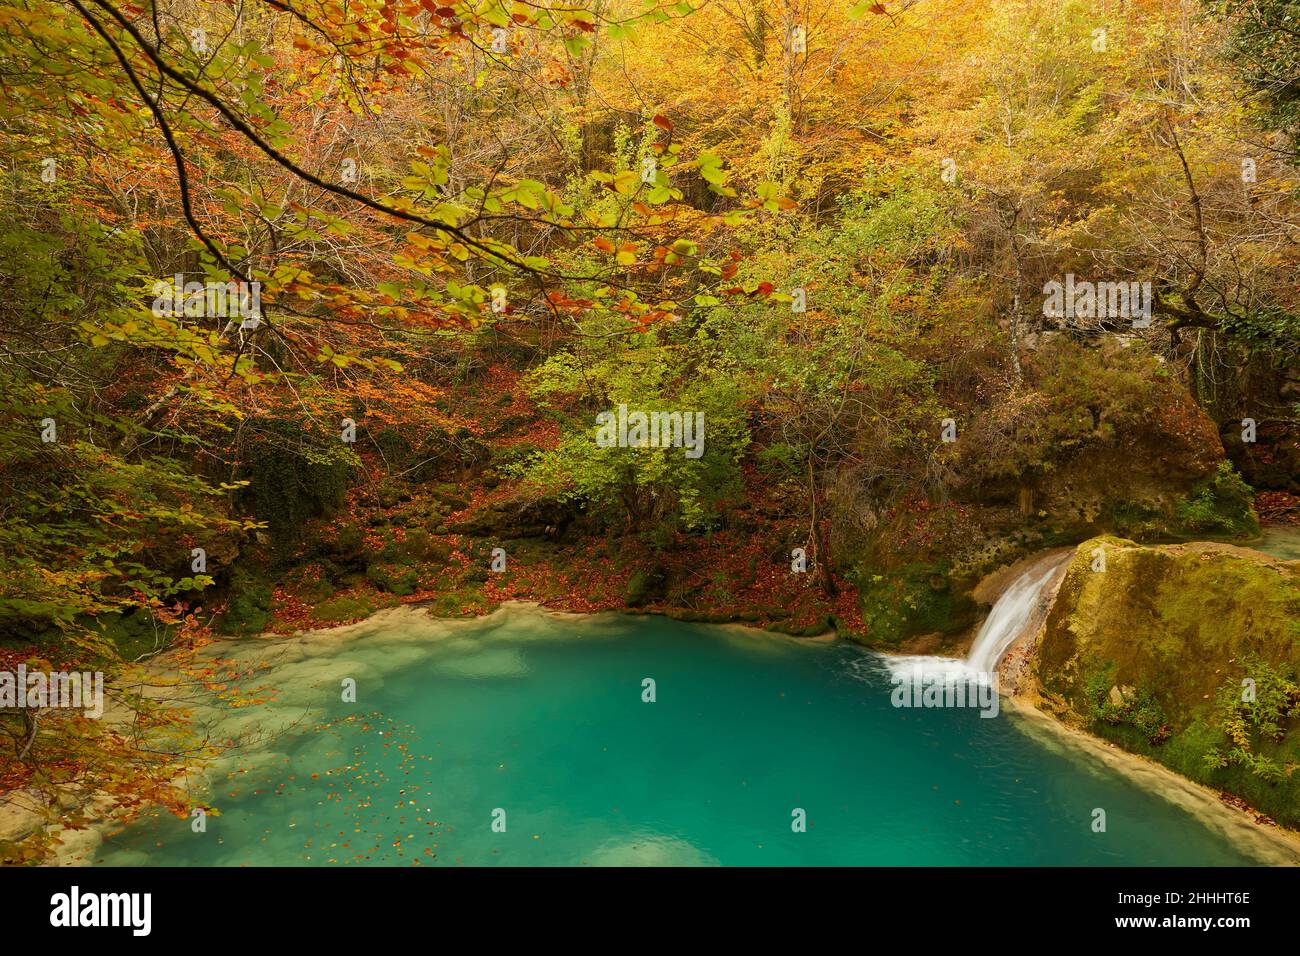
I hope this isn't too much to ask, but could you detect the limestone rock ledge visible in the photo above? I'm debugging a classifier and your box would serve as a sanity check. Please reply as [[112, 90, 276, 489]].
[[1027, 536, 1300, 829]]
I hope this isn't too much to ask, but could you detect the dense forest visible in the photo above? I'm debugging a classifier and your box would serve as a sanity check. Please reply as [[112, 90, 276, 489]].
[[1, 0, 1298, 862]]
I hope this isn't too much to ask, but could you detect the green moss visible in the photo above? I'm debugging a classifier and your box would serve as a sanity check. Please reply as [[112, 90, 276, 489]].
[[298, 575, 337, 604], [767, 615, 832, 637], [1109, 500, 1167, 540], [241, 418, 358, 558], [217, 566, 272, 635], [375, 480, 413, 509], [321, 523, 366, 564], [625, 567, 669, 607], [88, 608, 173, 661], [1037, 538, 1300, 826], [398, 529, 452, 564], [854, 562, 976, 648], [424, 587, 495, 618], [365, 563, 419, 596], [314, 593, 385, 623]]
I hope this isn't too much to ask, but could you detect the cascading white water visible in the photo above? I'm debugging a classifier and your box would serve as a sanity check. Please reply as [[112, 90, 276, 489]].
[[964, 556, 1066, 675], [873, 553, 1066, 685]]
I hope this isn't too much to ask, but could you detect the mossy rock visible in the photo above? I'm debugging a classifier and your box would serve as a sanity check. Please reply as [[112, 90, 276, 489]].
[[447, 497, 577, 537], [89, 608, 173, 661], [424, 587, 495, 618], [375, 480, 414, 509], [217, 566, 273, 635], [854, 562, 977, 648], [240, 418, 357, 557], [1109, 500, 1168, 540], [1036, 537, 1300, 826], [625, 566, 669, 608], [319, 523, 367, 567], [399, 529, 453, 564], [298, 575, 337, 604], [314, 593, 385, 624], [365, 563, 420, 597], [0, 601, 65, 646], [767, 615, 832, 637], [430, 485, 471, 512]]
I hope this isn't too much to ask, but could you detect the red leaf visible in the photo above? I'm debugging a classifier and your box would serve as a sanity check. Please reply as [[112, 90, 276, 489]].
[[653, 114, 673, 131]]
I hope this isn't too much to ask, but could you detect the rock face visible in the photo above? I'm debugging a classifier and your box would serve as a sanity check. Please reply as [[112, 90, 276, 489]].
[[1031, 537, 1300, 828], [0, 790, 46, 844]]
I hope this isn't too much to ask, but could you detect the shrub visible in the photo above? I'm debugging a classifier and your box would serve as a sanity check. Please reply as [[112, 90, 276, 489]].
[[1083, 666, 1171, 744], [1175, 462, 1259, 537], [1204, 655, 1299, 781]]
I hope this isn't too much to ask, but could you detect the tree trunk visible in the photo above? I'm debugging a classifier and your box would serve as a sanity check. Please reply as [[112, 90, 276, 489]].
[[808, 455, 838, 596]]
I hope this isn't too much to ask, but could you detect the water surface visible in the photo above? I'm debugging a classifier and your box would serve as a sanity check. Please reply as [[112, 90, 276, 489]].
[[97, 607, 1272, 866], [1255, 526, 1300, 561]]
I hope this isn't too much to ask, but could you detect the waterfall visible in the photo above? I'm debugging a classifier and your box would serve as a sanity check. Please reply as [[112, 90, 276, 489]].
[[963, 555, 1066, 675], [871, 552, 1067, 685]]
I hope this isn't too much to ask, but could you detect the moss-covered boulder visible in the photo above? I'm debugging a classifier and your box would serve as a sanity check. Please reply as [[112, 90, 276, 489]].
[[365, 562, 420, 596], [625, 566, 669, 608], [314, 591, 392, 624], [1034, 537, 1300, 827], [239, 418, 358, 558], [216, 565, 273, 635], [851, 562, 977, 649], [447, 495, 588, 538]]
